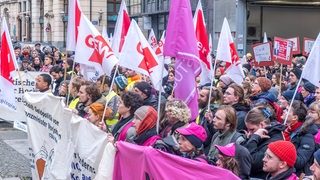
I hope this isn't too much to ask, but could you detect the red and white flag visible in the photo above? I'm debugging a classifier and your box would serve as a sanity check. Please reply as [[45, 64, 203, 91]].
[[193, 0, 211, 85], [0, 18, 18, 111], [119, 20, 162, 90], [302, 33, 320, 88], [216, 18, 244, 85], [111, 0, 131, 57], [155, 31, 165, 55], [74, 11, 118, 77], [66, 0, 81, 51], [148, 28, 157, 50]]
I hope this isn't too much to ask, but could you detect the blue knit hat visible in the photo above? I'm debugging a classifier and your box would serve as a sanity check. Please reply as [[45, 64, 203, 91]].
[[114, 76, 128, 91]]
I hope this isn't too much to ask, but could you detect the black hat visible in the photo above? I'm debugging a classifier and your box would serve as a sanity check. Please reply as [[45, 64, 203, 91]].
[[35, 43, 41, 47], [281, 90, 295, 101], [291, 68, 302, 79], [134, 81, 152, 97], [303, 82, 315, 93], [22, 58, 30, 63]]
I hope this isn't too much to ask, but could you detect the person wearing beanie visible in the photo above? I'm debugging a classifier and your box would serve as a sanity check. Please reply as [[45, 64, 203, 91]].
[[134, 81, 158, 110], [301, 81, 316, 107], [263, 140, 298, 180], [219, 75, 233, 93], [176, 123, 210, 163], [131, 106, 161, 146], [280, 90, 299, 110], [215, 143, 252, 179], [310, 149, 320, 180], [114, 75, 128, 92], [250, 77, 277, 109], [287, 68, 302, 91], [281, 100, 317, 176]]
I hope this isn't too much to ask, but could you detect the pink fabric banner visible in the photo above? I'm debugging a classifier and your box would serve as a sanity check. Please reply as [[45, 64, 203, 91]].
[[113, 142, 240, 180]]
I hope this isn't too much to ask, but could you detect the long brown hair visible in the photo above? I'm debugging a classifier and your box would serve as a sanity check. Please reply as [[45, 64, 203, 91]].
[[219, 153, 239, 176]]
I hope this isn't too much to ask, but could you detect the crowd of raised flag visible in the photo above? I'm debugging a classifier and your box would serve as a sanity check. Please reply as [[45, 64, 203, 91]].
[[1, 0, 320, 179]]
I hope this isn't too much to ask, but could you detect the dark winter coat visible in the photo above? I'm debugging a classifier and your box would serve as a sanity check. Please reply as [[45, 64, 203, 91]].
[[291, 122, 317, 176], [243, 122, 285, 179], [232, 103, 250, 131]]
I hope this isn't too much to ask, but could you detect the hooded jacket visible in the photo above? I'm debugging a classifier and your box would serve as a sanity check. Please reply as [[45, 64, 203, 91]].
[[250, 91, 276, 108], [232, 103, 250, 131]]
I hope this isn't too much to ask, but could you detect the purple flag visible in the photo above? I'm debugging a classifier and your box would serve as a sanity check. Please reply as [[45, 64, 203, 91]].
[[114, 142, 240, 179], [163, 0, 201, 120]]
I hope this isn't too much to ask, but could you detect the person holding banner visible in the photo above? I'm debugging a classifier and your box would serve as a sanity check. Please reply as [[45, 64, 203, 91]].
[[87, 103, 112, 127], [176, 122, 210, 164], [130, 105, 161, 146], [109, 91, 143, 142]]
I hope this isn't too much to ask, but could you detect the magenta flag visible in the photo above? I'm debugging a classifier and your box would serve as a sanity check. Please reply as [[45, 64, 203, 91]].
[[113, 142, 240, 179], [163, 0, 201, 120]]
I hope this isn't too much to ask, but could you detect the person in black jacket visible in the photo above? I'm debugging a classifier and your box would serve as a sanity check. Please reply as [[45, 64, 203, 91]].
[[133, 81, 158, 110], [282, 100, 317, 176], [223, 83, 251, 131], [243, 105, 285, 179]]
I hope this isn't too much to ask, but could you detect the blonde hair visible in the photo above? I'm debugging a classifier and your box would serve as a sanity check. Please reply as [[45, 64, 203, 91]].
[[165, 99, 191, 123]]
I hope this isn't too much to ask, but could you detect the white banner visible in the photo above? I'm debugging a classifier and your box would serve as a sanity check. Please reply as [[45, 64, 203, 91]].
[[0, 71, 44, 122], [24, 92, 115, 180], [51, 114, 115, 180], [24, 92, 68, 180]]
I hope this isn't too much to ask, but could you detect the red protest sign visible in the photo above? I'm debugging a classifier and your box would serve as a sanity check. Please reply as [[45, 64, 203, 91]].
[[273, 37, 293, 65], [303, 37, 315, 56], [252, 42, 274, 67], [287, 37, 300, 55]]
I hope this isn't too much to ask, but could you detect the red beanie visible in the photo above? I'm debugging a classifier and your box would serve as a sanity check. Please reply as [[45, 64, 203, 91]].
[[268, 140, 297, 167], [256, 77, 271, 92]]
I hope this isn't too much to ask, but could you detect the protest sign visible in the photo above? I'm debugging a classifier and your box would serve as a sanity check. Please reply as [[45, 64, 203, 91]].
[[273, 37, 293, 65], [252, 42, 273, 67], [287, 37, 300, 55], [303, 37, 315, 56], [0, 71, 43, 122]]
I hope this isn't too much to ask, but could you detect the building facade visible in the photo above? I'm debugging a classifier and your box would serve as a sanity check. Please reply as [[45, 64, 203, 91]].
[[1, 0, 320, 55], [0, 0, 107, 50]]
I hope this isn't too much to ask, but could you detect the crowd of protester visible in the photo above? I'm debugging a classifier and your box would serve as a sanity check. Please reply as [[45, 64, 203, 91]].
[[18, 42, 320, 180]]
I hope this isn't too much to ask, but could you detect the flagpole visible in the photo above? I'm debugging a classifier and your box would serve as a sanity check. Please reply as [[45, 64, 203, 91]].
[[100, 74, 106, 93], [101, 64, 119, 133], [156, 56, 166, 134], [66, 51, 76, 107], [63, 51, 68, 86], [16, 70, 25, 92], [283, 75, 303, 125], [207, 57, 217, 111], [279, 64, 283, 95]]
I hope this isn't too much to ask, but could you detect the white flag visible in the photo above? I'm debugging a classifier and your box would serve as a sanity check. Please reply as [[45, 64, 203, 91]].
[[119, 20, 162, 90], [301, 33, 320, 88], [148, 28, 158, 50], [75, 13, 118, 76]]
